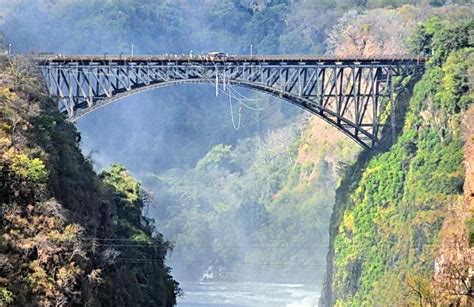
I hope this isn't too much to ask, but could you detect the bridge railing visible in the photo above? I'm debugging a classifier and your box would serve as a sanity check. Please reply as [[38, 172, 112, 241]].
[[33, 53, 428, 64]]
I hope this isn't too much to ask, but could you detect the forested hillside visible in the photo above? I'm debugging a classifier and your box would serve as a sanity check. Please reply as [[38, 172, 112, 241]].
[[321, 14, 474, 306], [0, 59, 178, 305], [1, 0, 473, 305]]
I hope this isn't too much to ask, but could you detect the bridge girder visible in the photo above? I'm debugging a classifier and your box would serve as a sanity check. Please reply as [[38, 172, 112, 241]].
[[37, 57, 424, 148]]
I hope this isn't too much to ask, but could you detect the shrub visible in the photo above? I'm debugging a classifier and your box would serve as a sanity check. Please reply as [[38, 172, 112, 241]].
[[0, 288, 14, 304], [467, 217, 474, 247], [10, 154, 48, 183]]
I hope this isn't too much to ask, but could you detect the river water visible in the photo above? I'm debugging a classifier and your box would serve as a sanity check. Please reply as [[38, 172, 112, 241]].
[[177, 281, 320, 307]]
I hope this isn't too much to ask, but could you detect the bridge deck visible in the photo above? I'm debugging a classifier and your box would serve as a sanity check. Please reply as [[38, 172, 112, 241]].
[[35, 54, 427, 65], [36, 53, 426, 148]]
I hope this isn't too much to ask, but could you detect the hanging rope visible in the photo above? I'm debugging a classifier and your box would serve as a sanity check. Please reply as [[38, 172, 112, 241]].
[[229, 93, 241, 130]]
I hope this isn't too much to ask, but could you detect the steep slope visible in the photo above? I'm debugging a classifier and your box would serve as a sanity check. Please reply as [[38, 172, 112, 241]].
[[320, 16, 473, 306], [464, 106, 474, 249], [0, 58, 178, 305]]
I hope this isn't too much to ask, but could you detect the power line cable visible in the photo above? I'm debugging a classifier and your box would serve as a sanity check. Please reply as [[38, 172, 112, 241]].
[[82, 243, 330, 249], [89, 257, 324, 268], [81, 238, 330, 245]]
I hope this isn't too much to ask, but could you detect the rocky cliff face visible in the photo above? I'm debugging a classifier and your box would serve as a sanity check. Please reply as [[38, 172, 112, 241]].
[[430, 105, 474, 304], [463, 106, 474, 250], [320, 15, 473, 306], [0, 58, 178, 306]]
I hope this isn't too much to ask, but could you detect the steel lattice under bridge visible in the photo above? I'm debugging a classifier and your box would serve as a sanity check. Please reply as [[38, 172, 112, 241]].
[[35, 54, 426, 148]]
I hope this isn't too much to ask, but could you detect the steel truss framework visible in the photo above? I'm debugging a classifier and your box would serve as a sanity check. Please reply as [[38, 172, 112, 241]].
[[37, 56, 424, 148]]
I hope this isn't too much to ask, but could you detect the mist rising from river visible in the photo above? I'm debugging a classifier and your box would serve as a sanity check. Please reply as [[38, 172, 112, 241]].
[[1, 1, 343, 302]]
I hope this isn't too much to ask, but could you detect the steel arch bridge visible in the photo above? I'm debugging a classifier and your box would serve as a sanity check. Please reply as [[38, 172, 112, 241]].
[[36, 54, 425, 148]]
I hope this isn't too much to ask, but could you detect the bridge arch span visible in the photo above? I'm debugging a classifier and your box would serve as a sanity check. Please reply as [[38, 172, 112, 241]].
[[37, 55, 425, 148], [69, 78, 373, 148]]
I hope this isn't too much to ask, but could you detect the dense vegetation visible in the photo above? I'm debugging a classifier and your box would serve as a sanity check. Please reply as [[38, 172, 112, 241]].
[[0, 60, 178, 305], [146, 121, 356, 282], [321, 16, 473, 306], [1, 1, 473, 305]]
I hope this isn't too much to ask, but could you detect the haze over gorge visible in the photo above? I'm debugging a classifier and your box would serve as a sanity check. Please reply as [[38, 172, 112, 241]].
[[0, 0, 473, 306]]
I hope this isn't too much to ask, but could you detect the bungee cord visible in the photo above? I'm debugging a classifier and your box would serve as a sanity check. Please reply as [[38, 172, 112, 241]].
[[229, 92, 242, 130]]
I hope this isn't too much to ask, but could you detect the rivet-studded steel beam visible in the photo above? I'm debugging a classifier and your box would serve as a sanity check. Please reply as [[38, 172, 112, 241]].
[[36, 55, 426, 148]]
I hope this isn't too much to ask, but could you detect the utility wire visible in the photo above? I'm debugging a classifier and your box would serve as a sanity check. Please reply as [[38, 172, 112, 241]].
[[81, 238, 330, 245], [82, 243, 330, 249], [90, 257, 324, 268]]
